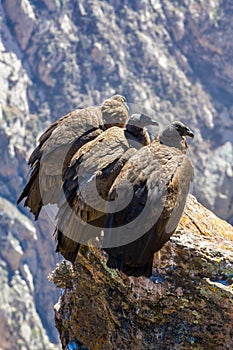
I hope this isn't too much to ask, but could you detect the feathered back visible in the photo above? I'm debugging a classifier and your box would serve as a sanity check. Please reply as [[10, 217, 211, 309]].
[[17, 95, 129, 219]]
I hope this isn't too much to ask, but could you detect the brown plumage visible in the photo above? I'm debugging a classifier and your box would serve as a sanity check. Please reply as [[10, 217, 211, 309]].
[[54, 114, 159, 262], [104, 121, 194, 277], [17, 95, 129, 219]]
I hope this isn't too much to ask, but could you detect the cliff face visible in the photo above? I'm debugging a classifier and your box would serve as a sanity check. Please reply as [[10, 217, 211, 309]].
[[52, 195, 233, 350], [1, 0, 233, 223], [0, 197, 59, 350], [0, 0, 233, 348]]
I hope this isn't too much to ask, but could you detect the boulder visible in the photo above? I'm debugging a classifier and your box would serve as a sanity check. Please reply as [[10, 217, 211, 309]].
[[51, 195, 233, 349]]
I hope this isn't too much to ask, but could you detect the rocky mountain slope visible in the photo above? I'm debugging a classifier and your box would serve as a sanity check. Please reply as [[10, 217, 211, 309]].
[[0, 0, 233, 348]]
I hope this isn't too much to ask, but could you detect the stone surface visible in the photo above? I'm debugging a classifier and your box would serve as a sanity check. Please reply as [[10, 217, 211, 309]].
[[0, 197, 59, 350], [52, 195, 233, 350], [2, 0, 36, 51]]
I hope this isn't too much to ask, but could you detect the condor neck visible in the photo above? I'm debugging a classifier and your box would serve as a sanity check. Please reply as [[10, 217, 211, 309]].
[[159, 128, 187, 151]]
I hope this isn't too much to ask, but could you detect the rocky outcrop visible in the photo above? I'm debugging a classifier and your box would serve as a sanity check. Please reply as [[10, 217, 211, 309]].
[[51, 195, 233, 350]]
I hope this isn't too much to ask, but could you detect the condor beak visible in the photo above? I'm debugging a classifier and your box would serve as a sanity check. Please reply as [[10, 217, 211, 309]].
[[123, 101, 129, 111], [186, 127, 195, 138], [139, 114, 159, 127], [150, 119, 159, 126]]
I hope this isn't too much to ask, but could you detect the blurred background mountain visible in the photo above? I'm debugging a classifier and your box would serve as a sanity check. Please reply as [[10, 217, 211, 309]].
[[0, 0, 232, 349]]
